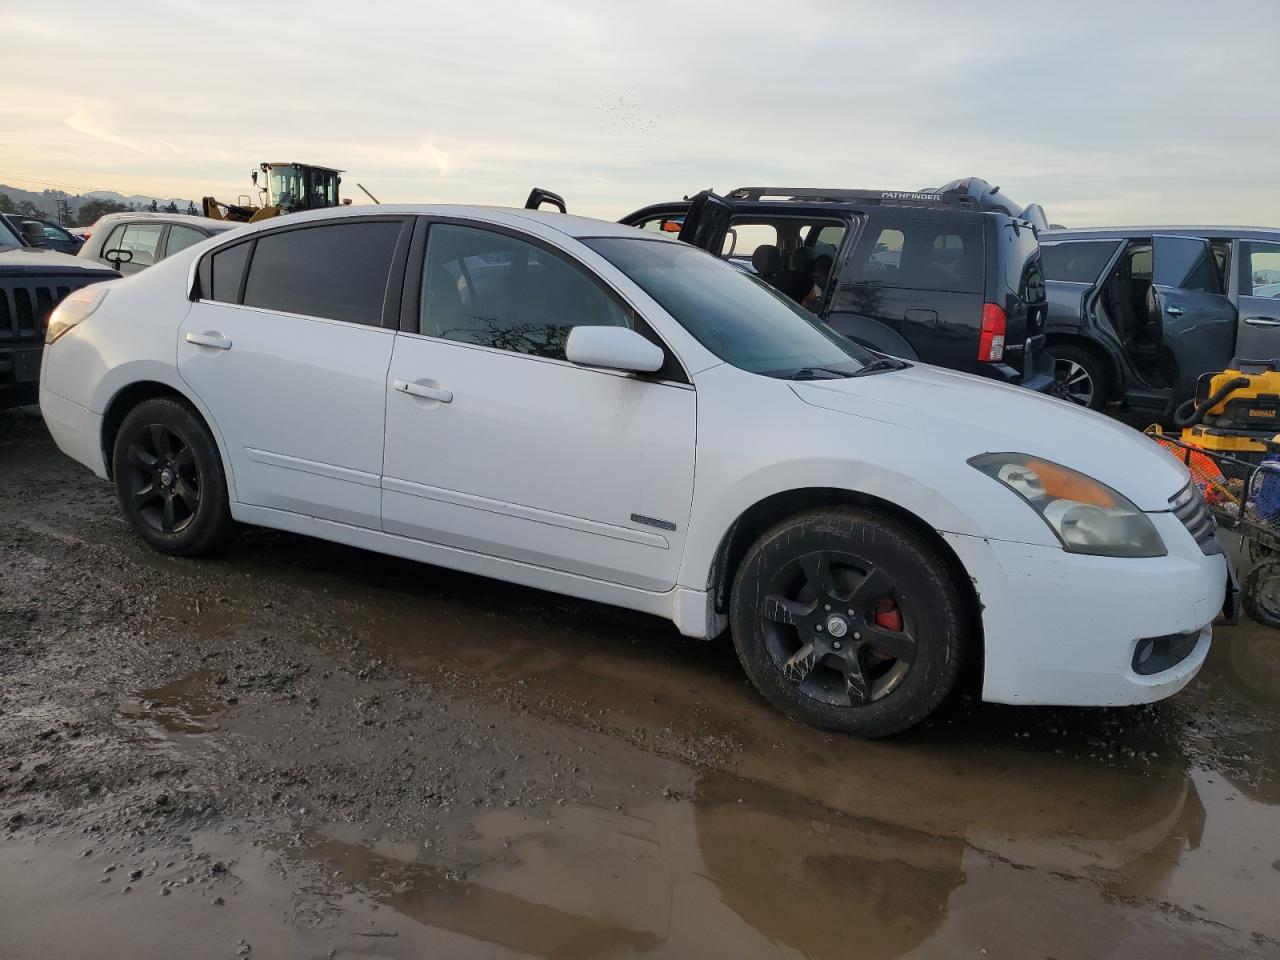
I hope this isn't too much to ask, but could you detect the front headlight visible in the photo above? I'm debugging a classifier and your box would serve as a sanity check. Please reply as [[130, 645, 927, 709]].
[[45, 283, 110, 344], [970, 453, 1166, 558]]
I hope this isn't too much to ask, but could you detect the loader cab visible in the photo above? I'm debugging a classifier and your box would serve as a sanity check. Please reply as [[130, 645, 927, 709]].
[[257, 163, 343, 214]]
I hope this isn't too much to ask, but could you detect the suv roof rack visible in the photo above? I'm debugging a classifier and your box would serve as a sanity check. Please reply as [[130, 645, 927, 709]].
[[726, 178, 1050, 231], [725, 186, 982, 209]]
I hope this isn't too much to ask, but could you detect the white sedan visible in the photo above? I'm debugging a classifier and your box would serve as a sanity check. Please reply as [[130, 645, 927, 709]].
[[38, 205, 1232, 736]]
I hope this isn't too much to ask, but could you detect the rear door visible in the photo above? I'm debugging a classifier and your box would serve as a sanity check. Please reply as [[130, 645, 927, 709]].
[[1234, 240, 1280, 360], [1150, 235, 1237, 399], [179, 218, 408, 528]]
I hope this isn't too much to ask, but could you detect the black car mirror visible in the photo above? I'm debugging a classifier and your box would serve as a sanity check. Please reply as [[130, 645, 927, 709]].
[[104, 248, 134, 266], [19, 221, 46, 246]]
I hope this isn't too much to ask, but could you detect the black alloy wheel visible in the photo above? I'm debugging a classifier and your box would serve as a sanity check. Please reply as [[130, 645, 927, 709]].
[[730, 508, 966, 737], [112, 397, 235, 556], [121, 423, 201, 535], [762, 549, 915, 706]]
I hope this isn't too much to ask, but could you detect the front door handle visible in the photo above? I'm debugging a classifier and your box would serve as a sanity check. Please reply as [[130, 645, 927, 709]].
[[1165, 306, 1184, 317], [185, 331, 232, 350], [1244, 316, 1280, 328], [393, 378, 453, 403]]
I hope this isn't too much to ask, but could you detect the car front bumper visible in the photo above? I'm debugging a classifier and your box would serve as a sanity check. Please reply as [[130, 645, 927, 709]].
[[944, 511, 1231, 706]]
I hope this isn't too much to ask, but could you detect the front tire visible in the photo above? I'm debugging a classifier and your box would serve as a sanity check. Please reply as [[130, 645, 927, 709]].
[[729, 508, 967, 737], [112, 397, 235, 556]]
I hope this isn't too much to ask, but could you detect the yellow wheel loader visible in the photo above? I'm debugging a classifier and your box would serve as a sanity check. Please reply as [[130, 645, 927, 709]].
[[201, 162, 350, 223]]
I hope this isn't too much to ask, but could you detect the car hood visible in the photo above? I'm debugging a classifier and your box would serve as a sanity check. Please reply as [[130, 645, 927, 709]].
[[790, 364, 1189, 512], [0, 247, 119, 277]]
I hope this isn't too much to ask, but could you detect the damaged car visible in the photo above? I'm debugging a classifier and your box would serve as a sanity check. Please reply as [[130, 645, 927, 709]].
[[39, 205, 1232, 736]]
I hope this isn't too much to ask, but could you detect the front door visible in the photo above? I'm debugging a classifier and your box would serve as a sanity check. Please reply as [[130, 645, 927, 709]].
[[178, 218, 406, 528], [1234, 240, 1280, 361], [382, 221, 696, 592], [1150, 235, 1237, 399]]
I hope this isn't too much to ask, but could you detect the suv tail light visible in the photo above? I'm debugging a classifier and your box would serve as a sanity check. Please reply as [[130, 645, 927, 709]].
[[979, 303, 1006, 362]]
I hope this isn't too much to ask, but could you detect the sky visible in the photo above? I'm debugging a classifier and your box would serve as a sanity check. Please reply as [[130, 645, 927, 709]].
[[3, 0, 1279, 227]]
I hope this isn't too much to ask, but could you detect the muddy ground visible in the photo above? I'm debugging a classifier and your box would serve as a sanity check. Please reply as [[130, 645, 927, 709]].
[[2, 404, 1279, 960]]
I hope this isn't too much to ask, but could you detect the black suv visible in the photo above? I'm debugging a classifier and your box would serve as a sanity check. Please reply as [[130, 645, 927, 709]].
[[1040, 227, 1280, 411], [600, 179, 1055, 391], [0, 216, 118, 409]]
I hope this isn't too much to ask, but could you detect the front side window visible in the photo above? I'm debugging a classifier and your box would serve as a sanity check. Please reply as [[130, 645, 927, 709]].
[[1243, 242, 1280, 298], [241, 221, 401, 325], [420, 224, 630, 358], [585, 237, 876, 377], [0, 216, 20, 247], [43, 223, 72, 242], [847, 219, 982, 294]]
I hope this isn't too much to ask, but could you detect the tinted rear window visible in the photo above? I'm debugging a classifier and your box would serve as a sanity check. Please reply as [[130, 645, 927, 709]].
[[1040, 240, 1118, 283], [210, 242, 250, 302], [242, 221, 401, 325], [847, 218, 983, 294]]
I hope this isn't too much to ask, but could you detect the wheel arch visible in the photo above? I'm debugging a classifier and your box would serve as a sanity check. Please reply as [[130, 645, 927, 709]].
[[1046, 334, 1122, 400], [705, 486, 984, 691], [100, 379, 235, 499]]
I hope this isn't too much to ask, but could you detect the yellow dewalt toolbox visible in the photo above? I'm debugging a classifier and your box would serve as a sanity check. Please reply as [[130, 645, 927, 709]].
[[1175, 360, 1280, 453]]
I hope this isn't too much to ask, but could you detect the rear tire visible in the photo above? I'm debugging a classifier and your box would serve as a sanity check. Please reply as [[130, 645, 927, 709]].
[[1052, 343, 1110, 411], [1243, 559, 1280, 629], [112, 397, 235, 556], [729, 507, 967, 737]]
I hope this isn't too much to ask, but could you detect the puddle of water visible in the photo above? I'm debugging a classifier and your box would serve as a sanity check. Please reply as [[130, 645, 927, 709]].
[[118, 668, 234, 735], [290, 770, 1274, 960]]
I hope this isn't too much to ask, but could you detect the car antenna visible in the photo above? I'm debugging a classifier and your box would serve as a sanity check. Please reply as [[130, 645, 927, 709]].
[[356, 183, 380, 204]]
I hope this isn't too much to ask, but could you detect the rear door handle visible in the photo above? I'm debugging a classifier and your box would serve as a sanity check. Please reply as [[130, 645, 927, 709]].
[[1165, 306, 1183, 317], [1244, 316, 1280, 328], [185, 331, 232, 350], [393, 378, 453, 403]]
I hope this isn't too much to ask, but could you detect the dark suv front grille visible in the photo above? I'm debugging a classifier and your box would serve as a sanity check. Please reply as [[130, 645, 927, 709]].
[[1170, 481, 1218, 554], [0, 281, 74, 341]]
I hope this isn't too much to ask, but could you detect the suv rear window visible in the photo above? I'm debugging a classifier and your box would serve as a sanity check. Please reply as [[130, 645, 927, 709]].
[[847, 219, 983, 294], [1040, 241, 1117, 284]]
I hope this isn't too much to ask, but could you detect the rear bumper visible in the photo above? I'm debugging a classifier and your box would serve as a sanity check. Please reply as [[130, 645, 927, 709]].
[[944, 512, 1229, 706], [975, 340, 1056, 393], [39, 384, 107, 479]]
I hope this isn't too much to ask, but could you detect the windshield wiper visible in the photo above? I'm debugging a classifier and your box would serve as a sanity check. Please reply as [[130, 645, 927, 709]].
[[783, 367, 854, 380], [848, 357, 910, 377]]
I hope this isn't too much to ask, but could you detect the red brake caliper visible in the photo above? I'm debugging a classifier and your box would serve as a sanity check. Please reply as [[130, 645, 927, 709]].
[[872, 597, 903, 632]]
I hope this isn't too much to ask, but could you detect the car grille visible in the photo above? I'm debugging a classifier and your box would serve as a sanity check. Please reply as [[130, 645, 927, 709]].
[[0, 281, 74, 341], [1170, 481, 1218, 554]]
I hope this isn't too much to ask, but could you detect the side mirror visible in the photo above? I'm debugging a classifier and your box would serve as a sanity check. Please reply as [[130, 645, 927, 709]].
[[103, 248, 134, 267], [20, 221, 46, 246], [565, 326, 664, 374]]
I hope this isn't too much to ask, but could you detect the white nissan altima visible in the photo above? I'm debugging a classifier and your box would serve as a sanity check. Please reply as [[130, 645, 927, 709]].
[[39, 205, 1234, 736]]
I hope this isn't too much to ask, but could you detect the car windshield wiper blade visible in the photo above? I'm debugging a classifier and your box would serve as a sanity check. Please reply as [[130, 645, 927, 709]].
[[848, 357, 910, 377], [781, 367, 855, 380]]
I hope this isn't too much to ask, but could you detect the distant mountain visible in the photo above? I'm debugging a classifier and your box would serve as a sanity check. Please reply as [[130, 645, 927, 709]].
[[0, 182, 199, 224]]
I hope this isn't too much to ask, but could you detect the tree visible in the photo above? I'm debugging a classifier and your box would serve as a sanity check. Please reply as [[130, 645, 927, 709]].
[[185, 201, 197, 216], [15, 200, 50, 220], [0, 193, 14, 214], [148, 199, 159, 213], [78, 198, 129, 224], [162, 201, 179, 214]]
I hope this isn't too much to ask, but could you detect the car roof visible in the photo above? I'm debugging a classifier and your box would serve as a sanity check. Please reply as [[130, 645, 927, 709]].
[[91, 212, 238, 232], [1042, 226, 1280, 242], [218, 204, 671, 242]]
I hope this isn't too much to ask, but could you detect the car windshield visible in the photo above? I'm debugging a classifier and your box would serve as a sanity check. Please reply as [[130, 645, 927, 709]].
[[584, 237, 876, 378], [0, 216, 22, 248]]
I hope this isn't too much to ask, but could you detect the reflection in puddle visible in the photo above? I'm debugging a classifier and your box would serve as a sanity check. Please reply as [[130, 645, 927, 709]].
[[118, 668, 233, 734]]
